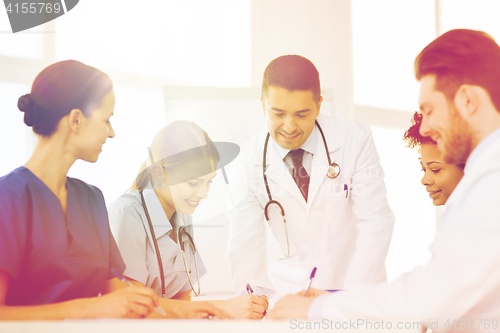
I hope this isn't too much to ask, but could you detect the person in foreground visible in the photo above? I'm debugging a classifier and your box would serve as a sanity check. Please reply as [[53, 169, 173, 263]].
[[268, 29, 500, 332], [403, 111, 464, 206], [0, 60, 163, 319], [108, 121, 268, 319]]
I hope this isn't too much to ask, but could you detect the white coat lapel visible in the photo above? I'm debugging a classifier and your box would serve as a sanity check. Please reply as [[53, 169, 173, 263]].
[[264, 136, 306, 206], [308, 129, 329, 206], [307, 114, 343, 205]]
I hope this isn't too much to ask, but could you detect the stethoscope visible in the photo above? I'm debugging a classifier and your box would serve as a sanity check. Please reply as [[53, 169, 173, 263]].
[[138, 141, 218, 298], [140, 190, 201, 297], [262, 120, 340, 259]]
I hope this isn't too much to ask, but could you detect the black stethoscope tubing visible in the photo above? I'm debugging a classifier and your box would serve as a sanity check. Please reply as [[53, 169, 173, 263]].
[[140, 190, 166, 297], [262, 120, 339, 259], [263, 120, 338, 211], [140, 190, 201, 297]]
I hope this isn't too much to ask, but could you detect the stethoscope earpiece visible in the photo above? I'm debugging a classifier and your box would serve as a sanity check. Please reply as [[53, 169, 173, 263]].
[[327, 162, 340, 179]]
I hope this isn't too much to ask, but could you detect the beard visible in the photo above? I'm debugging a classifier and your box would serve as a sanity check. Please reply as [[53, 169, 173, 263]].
[[441, 104, 473, 165]]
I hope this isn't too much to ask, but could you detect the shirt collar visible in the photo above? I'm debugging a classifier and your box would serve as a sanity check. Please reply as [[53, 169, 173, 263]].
[[141, 183, 173, 239], [465, 127, 500, 174], [272, 125, 318, 160]]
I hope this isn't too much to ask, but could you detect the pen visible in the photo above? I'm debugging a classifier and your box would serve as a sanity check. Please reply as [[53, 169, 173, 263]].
[[111, 268, 166, 316], [246, 283, 259, 296], [304, 267, 317, 297]]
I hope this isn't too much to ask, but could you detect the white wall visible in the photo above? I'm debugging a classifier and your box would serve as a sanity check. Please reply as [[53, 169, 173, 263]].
[[252, 0, 355, 119]]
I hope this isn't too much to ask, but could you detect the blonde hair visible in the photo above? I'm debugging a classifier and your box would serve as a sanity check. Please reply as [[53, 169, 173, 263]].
[[130, 120, 220, 192]]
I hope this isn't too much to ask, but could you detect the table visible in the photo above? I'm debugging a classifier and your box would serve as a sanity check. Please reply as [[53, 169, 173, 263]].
[[0, 319, 423, 333]]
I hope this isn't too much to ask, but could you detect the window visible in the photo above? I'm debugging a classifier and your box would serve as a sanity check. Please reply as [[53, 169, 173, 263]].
[[371, 126, 434, 281], [0, 11, 43, 59], [0, 82, 31, 177], [440, 0, 500, 40], [352, 0, 435, 111], [55, 0, 251, 87]]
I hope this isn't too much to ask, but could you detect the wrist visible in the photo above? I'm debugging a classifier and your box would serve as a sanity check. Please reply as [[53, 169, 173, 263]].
[[162, 299, 181, 319], [61, 297, 96, 319]]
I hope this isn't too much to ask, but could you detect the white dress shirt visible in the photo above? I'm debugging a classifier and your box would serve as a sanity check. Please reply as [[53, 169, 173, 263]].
[[275, 126, 317, 177]]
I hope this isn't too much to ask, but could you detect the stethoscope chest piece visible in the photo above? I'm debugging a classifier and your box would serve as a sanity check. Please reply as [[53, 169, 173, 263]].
[[327, 163, 341, 179]]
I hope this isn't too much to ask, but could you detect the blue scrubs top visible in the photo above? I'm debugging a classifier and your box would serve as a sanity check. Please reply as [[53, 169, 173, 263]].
[[0, 167, 125, 305]]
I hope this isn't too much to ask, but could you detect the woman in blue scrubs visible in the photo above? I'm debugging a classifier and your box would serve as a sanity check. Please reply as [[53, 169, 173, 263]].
[[0, 60, 163, 319]]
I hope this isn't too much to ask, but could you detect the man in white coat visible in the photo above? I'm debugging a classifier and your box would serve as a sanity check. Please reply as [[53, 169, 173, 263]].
[[226, 55, 395, 302], [268, 30, 500, 333]]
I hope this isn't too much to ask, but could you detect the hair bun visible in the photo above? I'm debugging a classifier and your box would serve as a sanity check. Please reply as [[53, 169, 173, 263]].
[[18, 94, 36, 127], [18, 94, 33, 112]]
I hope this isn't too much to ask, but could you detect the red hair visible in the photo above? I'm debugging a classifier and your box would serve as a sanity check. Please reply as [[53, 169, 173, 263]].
[[414, 29, 500, 112]]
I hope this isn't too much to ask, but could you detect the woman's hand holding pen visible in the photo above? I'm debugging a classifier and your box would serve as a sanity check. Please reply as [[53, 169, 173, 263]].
[[210, 294, 269, 319], [82, 283, 161, 319]]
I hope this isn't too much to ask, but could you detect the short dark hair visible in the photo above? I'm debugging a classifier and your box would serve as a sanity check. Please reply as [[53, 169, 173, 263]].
[[403, 111, 436, 149], [262, 55, 321, 102], [414, 29, 500, 112], [18, 60, 113, 136]]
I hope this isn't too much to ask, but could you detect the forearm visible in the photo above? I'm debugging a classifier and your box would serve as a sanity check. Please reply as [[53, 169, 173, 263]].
[[205, 299, 224, 308], [151, 299, 232, 319], [145, 290, 195, 319], [145, 298, 187, 319], [0, 297, 96, 320]]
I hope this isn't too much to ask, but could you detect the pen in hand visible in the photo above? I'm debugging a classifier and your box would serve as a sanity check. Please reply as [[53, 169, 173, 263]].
[[304, 267, 317, 297], [246, 283, 267, 317], [246, 283, 259, 296], [111, 268, 166, 316]]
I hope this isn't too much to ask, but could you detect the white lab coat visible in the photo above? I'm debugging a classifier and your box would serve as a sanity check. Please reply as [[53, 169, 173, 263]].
[[226, 113, 395, 301], [309, 129, 500, 333]]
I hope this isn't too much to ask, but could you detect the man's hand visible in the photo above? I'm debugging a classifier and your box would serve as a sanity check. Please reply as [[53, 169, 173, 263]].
[[297, 288, 330, 297], [267, 294, 316, 320], [213, 294, 269, 319]]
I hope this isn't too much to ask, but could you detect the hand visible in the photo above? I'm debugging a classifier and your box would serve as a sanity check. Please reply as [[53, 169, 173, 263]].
[[175, 301, 233, 319], [83, 285, 160, 319], [216, 294, 269, 319], [296, 288, 329, 297], [267, 294, 315, 320]]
